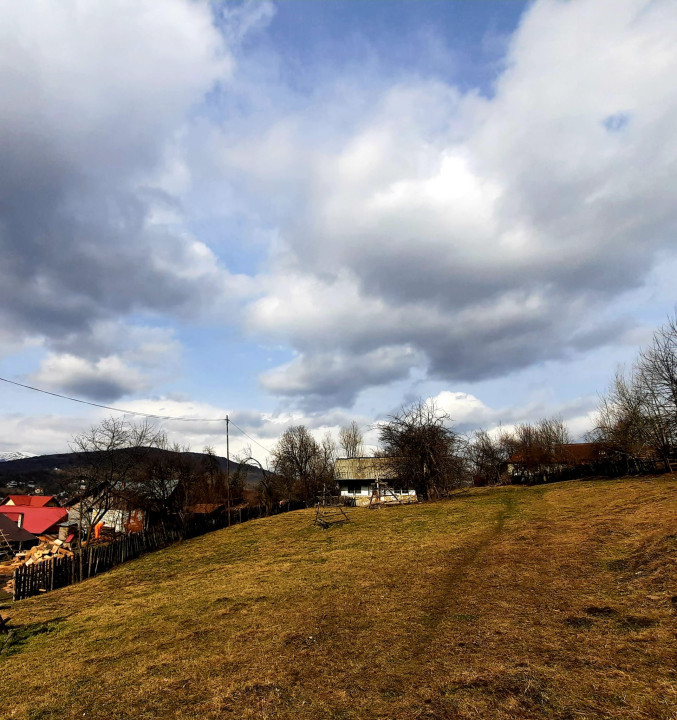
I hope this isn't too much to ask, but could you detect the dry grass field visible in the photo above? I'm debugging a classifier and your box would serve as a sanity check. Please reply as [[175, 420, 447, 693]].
[[1, 476, 676, 720]]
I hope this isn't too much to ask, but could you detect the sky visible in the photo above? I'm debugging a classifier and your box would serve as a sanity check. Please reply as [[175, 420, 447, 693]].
[[1, 0, 676, 462]]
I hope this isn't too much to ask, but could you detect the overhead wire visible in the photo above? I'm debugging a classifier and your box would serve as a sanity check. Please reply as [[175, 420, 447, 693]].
[[228, 418, 273, 454], [0, 375, 226, 423], [0, 374, 332, 456]]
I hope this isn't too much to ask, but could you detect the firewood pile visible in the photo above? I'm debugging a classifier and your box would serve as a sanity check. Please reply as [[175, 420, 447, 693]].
[[16, 539, 75, 566], [0, 539, 74, 595]]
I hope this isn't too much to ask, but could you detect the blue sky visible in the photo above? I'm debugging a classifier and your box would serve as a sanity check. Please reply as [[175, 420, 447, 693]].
[[250, 1, 524, 90], [0, 0, 676, 460]]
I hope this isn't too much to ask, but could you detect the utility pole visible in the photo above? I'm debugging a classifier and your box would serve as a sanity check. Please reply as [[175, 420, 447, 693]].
[[226, 416, 231, 526]]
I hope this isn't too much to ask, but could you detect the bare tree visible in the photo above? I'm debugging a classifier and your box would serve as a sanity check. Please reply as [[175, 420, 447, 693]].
[[339, 421, 364, 458], [503, 417, 571, 482], [590, 365, 671, 472], [131, 433, 195, 527], [270, 425, 334, 504], [636, 313, 677, 458], [378, 398, 465, 499], [236, 446, 279, 515], [160, 445, 244, 525], [318, 432, 338, 494], [66, 417, 162, 579], [591, 369, 645, 468], [466, 428, 511, 486]]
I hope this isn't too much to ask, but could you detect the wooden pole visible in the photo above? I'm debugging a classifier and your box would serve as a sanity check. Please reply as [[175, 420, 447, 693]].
[[226, 416, 231, 526]]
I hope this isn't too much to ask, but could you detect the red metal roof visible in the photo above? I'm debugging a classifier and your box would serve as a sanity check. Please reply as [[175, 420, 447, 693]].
[[555, 443, 602, 463], [0, 495, 59, 507], [189, 503, 225, 514], [0, 506, 68, 535], [509, 443, 602, 465]]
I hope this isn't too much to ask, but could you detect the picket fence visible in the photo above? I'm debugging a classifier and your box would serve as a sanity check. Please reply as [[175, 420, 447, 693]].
[[13, 501, 306, 601]]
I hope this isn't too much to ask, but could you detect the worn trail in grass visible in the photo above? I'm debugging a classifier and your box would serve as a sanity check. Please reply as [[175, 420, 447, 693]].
[[1, 477, 676, 720]]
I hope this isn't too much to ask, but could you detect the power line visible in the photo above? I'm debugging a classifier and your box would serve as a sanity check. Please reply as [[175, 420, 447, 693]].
[[228, 418, 272, 454], [1, 374, 276, 454], [0, 375, 227, 422]]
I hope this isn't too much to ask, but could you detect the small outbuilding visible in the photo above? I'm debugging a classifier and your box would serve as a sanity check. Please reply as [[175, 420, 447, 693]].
[[86, 505, 146, 536]]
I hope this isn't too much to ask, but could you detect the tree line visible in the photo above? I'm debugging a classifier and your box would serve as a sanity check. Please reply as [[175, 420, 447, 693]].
[[61, 312, 677, 528], [263, 313, 677, 500], [263, 403, 576, 501], [587, 313, 677, 473]]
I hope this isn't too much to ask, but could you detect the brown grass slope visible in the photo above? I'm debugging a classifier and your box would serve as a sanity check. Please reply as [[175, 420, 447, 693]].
[[1, 476, 676, 720]]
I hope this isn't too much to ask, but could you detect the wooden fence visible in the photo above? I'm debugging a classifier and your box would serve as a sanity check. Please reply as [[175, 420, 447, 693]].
[[13, 500, 306, 601]]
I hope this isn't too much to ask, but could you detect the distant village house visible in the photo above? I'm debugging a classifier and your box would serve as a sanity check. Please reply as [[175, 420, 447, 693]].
[[67, 502, 145, 538], [334, 457, 417, 506], [507, 442, 605, 483], [0, 494, 60, 508]]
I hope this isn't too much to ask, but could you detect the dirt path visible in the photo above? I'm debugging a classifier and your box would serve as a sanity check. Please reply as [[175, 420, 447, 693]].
[[405, 492, 518, 663], [370, 481, 677, 719]]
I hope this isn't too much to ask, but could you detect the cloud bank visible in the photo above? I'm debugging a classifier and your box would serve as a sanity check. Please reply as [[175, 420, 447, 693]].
[[1, 0, 676, 453], [232, 0, 677, 407], [0, 0, 248, 398]]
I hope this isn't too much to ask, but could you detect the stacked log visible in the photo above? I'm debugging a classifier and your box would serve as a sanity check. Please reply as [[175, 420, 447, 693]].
[[0, 539, 74, 596]]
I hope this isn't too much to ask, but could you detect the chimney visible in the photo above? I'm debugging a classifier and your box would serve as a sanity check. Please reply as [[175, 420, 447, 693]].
[[17, 513, 24, 528]]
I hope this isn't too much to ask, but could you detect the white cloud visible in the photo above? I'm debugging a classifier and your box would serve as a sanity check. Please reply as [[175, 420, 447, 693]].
[[228, 0, 677, 406], [431, 391, 493, 424], [2, 0, 675, 448], [214, 0, 277, 46], [0, 413, 92, 456], [0, 383, 599, 459], [428, 389, 598, 441]]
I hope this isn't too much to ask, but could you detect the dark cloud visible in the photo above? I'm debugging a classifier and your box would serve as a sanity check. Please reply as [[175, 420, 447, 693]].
[[260, 346, 421, 409], [55, 378, 140, 403], [31, 352, 147, 402], [0, 1, 233, 367]]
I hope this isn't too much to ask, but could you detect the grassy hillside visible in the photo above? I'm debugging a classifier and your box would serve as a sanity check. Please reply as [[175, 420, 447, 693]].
[[1, 477, 676, 720]]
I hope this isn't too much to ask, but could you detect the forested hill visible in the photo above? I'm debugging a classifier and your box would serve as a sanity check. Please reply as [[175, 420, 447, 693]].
[[0, 448, 263, 494]]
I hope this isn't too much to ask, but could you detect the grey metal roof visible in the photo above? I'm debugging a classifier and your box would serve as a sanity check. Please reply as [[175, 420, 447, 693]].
[[0, 512, 38, 543]]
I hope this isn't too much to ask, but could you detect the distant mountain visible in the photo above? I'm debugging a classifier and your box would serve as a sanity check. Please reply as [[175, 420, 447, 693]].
[[0, 451, 36, 462]]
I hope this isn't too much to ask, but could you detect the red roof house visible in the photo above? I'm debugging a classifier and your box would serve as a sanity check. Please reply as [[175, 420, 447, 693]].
[[0, 495, 60, 508], [0, 507, 68, 535], [508, 443, 603, 466]]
